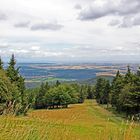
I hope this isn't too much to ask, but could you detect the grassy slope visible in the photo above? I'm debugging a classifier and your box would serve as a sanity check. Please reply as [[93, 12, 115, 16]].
[[0, 100, 140, 140]]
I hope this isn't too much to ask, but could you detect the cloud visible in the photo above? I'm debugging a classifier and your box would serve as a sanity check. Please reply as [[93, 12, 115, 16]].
[[30, 22, 64, 31], [118, 15, 140, 28], [119, 16, 133, 28], [74, 4, 82, 10], [78, 0, 140, 21], [0, 43, 9, 48], [79, 5, 114, 20], [1, 0, 140, 62], [14, 21, 30, 28], [30, 46, 40, 51], [133, 15, 140, 25], [0, 12, 7, 20], [109, 19, 121, 26]]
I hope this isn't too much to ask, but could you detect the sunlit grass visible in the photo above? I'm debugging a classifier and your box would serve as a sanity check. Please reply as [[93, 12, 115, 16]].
[[0, 100, 140, 140]]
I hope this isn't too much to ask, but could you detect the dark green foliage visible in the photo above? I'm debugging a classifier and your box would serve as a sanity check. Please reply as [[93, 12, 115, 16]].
[[0, 69, 21, 115], [103, 80, 110, 104], [137, 67, 140, 76], [34, 83, 85, 109], [118, 85, 140, 116], [25, 88, 39, 108], [110, 70, 124, 107], [95, 66, 140, 116], [0, 56, 3, 70], [46, 85, 72, 108], [95, 78, 110, 104], [0, 55, 87, 115], [0, 55, 28, 115], [56, 80, 61, 87], [87, 85, 94, 99], [78, 85, 86, 103], [35, 82, 49, 109]]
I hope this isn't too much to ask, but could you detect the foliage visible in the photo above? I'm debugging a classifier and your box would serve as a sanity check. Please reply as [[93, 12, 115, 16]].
[[35, 83, 84, 109], [0, 57, 3, 70], [35, 82, 49, 109], [95, 66, 140, 117], [0, 55, 28, 115], [95, 78, 110, 104]]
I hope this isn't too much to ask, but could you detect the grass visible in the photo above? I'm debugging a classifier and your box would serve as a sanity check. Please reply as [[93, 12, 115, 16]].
[[0, 100, 140, 140]]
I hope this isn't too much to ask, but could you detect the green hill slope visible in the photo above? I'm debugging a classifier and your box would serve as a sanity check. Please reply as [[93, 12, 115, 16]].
[[0, 100, 139, 140]]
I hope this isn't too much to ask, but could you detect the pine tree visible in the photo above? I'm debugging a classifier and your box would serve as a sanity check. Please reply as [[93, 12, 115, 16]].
[[87, 85, 94, 99], [35, 83, 46, 109], [6, 54, 25, 92], [95, 78, 105, 104], [78, 85, 85, 103], [6, 54, 26, 115], [124, 65, 133, 84], [103, 80, 110, 107], [0, 56, 4, 70], [6, 54, 18, 83], [137, 67, 140, 76], [56, 80, 61, 87]]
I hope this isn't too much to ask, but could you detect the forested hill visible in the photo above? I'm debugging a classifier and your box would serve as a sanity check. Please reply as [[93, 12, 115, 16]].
[[0, 55, 140, 117]]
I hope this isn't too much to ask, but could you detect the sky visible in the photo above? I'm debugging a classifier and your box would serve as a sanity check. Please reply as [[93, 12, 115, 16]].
[[0, 0, 140, 63]]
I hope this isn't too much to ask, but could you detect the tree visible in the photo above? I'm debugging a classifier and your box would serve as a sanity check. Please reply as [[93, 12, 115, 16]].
[[0, 57, 3, 70], [110, 71, 124, 108], [5, 55, 27, 115], [137, 67, 140, 77], [46, 85, 72, 108], [0, 69, 20, 115], [124, 65, 134, 84], [35, 83, 47, 109], [95, 78, 106, 104], [119, 84, 140, 116], [6, 55, 25, 94], [109, 66, 140, 116], [87, 85, 94, 99], [95, 78, 110, 105], [56, 80, 61, 87], [103, 80, 110, 107], [78, 85, 86, 103]]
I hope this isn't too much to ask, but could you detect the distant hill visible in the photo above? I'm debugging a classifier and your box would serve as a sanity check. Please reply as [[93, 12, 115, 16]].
[[25, 75, 114, 88], [77, 75, 114, 85]]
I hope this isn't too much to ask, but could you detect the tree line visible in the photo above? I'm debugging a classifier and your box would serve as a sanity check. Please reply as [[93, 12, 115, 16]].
[[95, 66, 140, 117], [34, 82, 87, 109], [0, 55, 89, 115]]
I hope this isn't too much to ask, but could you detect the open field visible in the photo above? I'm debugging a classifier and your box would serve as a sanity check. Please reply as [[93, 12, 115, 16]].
[[0, 100, 140, 140]]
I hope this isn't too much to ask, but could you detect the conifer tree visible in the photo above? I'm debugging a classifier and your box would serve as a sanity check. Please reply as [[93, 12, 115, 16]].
[[56, 80, 61, 87], [0, 56, 3, 70], [87, 85, 94, 99], [103, 80, 110, 107], [137, 67, 140, 77], [6, 54, 25, 93], [6, 54, 26, 115], [35, 83, 46, 109], [7, 54, 18, 83]]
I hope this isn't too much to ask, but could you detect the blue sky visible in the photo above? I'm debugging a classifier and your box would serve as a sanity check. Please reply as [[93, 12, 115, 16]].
[[0, 0, 140, 63]]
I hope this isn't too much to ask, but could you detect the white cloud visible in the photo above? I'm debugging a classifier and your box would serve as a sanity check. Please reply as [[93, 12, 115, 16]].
[[14, 21, 30, 28], [30, 46, 40, 51], [0, 0, 140, 62], [30, 22, 63, 31]]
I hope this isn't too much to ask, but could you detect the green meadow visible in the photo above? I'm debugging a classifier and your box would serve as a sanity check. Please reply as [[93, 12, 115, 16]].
[[0, 100, 139, 140]]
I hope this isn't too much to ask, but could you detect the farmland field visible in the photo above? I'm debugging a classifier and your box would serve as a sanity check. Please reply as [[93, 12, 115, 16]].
[[0, 100, 140, 140]]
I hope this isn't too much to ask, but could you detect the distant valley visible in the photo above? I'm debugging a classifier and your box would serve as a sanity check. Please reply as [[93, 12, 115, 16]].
[[17, 63, 139, 88]]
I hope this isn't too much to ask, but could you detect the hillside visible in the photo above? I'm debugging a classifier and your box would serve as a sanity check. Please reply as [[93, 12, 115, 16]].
[[0, 100, 139, 140]]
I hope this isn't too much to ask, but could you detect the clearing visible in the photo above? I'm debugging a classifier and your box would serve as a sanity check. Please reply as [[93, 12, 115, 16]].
[[0, 100, 140, 140]]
